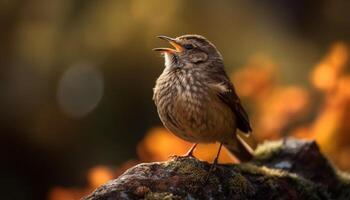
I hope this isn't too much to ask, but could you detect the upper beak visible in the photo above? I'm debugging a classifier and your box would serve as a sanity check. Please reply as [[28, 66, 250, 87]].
[[153, 35, 184, 53]]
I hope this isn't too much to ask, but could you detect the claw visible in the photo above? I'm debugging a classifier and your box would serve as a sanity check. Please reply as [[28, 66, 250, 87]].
[[168, 143, 198, 160]]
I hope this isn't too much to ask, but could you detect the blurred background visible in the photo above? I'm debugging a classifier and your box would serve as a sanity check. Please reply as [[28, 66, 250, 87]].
[[1, 0, 350, 199]]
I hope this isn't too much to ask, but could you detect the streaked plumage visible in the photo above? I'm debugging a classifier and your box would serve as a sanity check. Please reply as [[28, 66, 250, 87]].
[[153, 34, 253, 162]]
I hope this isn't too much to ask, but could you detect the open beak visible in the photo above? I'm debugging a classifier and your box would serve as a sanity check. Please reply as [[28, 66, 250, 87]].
[[153, 35, 184, 53]]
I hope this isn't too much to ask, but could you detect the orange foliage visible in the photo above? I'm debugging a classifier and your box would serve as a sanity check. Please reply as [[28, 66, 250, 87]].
[[137, 127, 236, 163], [311, 42, 348, 91], [232, 42, 350, 170], [87, 166, 114, 188], [232, 54, 275, 99], [255, 86, 310, 140], [48, 187, 89, 200], [137, 127, 192, 161]]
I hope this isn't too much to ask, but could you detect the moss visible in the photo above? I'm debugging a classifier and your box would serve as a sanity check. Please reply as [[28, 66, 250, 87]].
[[227, 173, 252, 195], [177, 162, 207, 177], [145, 192, 178, 200], [159, 148, 336, 199], [237, 163, 331, 199], [333, 169, 350, 199], [253, 140, 283, 161], [336, 169, 350, 184], [334, 184, 350, 199], [239, 163, 289, 178], [162, 157, 207, 181], [288, 176, 331, 200]]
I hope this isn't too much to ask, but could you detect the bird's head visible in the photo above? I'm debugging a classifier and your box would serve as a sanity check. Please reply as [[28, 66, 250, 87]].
[[153, 34, 223, 69]]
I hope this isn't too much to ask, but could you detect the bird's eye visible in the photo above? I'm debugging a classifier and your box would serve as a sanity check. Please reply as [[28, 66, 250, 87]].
[[183, 44, 194, 50]]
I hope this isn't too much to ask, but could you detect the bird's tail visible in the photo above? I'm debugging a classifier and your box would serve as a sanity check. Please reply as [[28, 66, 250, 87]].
[[224, 134, 254, 162]]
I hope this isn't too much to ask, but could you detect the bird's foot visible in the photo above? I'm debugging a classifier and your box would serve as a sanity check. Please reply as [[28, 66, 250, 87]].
[[168, 153, 196, 160], [169, 143, 198, 160], [168, 154, 180, 160]]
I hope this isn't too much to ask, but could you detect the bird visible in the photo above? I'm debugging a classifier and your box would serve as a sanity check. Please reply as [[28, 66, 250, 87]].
[[152, 34, 254, 165]]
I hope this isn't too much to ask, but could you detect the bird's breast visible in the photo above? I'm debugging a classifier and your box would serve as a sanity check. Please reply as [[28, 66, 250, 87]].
[[154, 70, 236, 143]]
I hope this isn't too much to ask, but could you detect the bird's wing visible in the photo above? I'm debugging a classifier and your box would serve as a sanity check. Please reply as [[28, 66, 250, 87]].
[[209, 75, 252, 134]]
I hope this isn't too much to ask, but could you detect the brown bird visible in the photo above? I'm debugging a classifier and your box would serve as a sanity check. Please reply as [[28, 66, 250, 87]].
[[152, 34, 254, 164]]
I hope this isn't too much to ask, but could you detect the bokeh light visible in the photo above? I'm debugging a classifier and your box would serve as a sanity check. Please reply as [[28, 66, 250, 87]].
[[57, 63, 104, 118], [87, 166, 114, 188]]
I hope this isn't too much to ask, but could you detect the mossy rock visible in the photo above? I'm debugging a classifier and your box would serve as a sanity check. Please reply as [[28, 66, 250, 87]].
[[84, 138, 350, 200]]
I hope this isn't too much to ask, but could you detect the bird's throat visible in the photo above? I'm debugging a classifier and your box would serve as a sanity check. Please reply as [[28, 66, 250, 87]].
[[164, 53, 179, 69]]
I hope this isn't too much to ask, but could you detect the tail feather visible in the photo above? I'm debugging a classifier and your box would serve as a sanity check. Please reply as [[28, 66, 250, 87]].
[[224, 135, 254, 162]]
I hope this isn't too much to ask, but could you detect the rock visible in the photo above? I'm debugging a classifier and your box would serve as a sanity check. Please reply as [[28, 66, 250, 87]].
[[84, 138, 350, 200]]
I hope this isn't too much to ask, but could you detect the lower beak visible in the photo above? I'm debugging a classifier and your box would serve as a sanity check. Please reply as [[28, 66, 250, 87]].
[[153, 36, 184, 53]]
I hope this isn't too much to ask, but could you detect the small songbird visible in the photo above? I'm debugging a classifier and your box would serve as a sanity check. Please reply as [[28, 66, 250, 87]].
[[152, 34, 254, 164]]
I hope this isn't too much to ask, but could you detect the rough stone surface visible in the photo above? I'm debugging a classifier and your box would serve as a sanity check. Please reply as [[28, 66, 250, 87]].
[[84, 138, 350, 200]]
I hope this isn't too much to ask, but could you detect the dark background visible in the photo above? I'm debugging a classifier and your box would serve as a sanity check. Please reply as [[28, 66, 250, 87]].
[[1, 0, 350, 199]]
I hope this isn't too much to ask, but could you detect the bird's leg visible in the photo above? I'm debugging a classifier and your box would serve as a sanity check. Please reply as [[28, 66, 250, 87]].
[[205, 143, 223, 182], [169, 143, 198, 159], [184, 143, 198, 157]]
